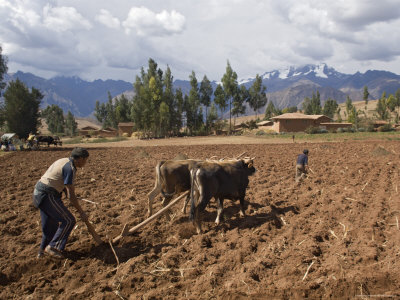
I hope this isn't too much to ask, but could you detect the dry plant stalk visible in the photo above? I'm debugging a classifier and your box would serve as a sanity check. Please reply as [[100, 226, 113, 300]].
[[330, 230, 339, 239], [361, 181, 369, 191], [80, 198, 97, 205], [298, 238, 308, 246], [114, 290, 126, 300], [302, 261, 314, 281], [108, 239, 120, 266]]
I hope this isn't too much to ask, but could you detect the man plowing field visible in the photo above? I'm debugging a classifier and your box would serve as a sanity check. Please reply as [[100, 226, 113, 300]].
[[295, 149, 309, 183], [32, 147, 92, 259]]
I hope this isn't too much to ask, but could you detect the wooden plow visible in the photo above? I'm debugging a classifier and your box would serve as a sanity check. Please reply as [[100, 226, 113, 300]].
[[113, 191, 190, 244]]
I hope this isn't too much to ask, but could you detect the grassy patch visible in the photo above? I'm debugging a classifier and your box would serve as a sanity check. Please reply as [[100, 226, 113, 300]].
[[88, 136, 128, 143], [63, 137, 84, 144], [253, 131, 400, 142]]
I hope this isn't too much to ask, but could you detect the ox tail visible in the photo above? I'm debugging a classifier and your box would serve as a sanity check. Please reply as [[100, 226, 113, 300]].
[[189, 166, 199, 221], [155, 161, 165, 188]]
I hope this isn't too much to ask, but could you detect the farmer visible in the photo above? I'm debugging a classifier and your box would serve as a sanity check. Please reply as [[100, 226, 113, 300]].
[[27, 132, 36, 148], [295, 149, 309, 183], [33, 147, 89, 259]]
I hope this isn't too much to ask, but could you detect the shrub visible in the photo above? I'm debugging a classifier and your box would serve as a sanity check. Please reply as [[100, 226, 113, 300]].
[[305, 126, 321, 134], [379, 124, 393, 132], [255, 130, 266, 136]]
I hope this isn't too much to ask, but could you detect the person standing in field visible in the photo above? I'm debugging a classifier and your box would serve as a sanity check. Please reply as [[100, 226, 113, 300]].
[[295, 149, 309, 183], [33, 147, 89, 259]]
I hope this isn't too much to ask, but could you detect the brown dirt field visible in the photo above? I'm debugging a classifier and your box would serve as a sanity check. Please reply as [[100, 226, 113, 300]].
[[1, 139, 400, 299]]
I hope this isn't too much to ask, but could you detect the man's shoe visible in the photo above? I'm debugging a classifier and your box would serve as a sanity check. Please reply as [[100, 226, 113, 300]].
[[37, 249, 45, 259], [45, 245, 64, 259]]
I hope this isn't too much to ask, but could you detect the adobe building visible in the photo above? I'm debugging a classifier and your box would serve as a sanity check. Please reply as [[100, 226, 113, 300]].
[[271, 113, 332, 133], [118, 122, 135, 136], [98, 127, 118, 137], [78, 126, 99, 136]]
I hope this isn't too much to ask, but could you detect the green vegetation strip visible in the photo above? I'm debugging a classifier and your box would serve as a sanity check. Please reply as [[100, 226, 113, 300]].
[[250, 131, 400, 141]]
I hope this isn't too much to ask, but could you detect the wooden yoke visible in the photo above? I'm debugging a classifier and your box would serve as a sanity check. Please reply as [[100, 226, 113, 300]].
[[113, 191, 190, 244]]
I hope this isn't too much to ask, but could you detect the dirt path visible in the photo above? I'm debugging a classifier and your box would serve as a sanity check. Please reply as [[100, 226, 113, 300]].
[[1, 140, 399, 299]]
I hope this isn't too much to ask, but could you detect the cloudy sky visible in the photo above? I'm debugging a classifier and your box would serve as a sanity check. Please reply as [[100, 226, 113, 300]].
[[1, 0, 400, 82]]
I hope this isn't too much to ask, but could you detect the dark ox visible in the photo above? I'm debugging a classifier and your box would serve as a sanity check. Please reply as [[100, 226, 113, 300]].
[[147, 159, 202, 218], [189, 158, 256, 234], [36, 135, 61, 147]]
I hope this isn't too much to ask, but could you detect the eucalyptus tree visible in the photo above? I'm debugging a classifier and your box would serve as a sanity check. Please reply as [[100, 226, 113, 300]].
[[65, 111, 78, 136], [322, 99, 338, 119], [3, 79, 42, 138], [221, 61, 239, 133], [248, 74, 267, 119], [186, 71, 202, 134], [199, 75, 213, 134], [214, 84, 227, 119], [42, 104, 65, 134]]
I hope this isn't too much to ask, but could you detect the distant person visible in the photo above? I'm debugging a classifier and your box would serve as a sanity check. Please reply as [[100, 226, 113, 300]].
[[33, 147, 89, 259], [8, 141, 16, 151], [295, 149, 309, 183], [27, 132, 36, 148], [292, 135, 295, 143]]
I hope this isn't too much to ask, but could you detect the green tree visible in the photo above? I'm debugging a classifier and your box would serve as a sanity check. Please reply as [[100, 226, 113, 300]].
[[94, 100, 107, 124], [207, 102, 219, 131], [395, 88, 400, 117], [376, 92, 389, 120], [42, 104, 65, 134], [115, 94, 131, 123], [363, 86, 369, 105], [221, 60, 238, 133], [214, 84, 227, 118], [264, 102, 278, 119], [0, 45, 7, 94], [65, 110, 77, 136], [0, 46, 8, 128], [345, 96, 354, 122], [174, 88, 184, 135], [159, 102, 170, 137], [387, 94, 397, 113], [3, 79, 42, 138], [336, 107, 342, 122], [248, 74, 267, 119], [162, 66, 176, 135], [348, 106, 360, 127], [232, 85, 248, 120], [322, 99, 338, 119], [104, 92, 117, 129], [281, 106, 298, 113], [303, 91, 322, 115], [186, 71, 202, 134], [199, 75, 213, 133]]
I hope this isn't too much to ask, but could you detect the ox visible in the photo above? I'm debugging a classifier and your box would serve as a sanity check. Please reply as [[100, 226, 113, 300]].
[[36, 135, 58, 147], [189, 158, 256, 234], [147, 159, 202, 218]]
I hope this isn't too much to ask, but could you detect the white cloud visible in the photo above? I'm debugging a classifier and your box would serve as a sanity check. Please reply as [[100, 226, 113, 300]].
[[122, 6, 185, 36], [95, 9, 120, 29], [1, 0, 400, 81], [43, 5, 92, 32]]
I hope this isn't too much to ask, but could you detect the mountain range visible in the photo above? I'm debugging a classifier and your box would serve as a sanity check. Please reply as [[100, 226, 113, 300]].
[[3, 63, 400, 117]]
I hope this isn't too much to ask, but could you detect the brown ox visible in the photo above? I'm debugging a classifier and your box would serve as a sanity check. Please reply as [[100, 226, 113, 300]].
[[189, 158, 256, 233], [147, 159, 202, 218]]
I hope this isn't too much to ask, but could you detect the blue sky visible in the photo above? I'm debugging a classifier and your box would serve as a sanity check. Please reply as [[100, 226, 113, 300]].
[[1, 0, 400, 82]]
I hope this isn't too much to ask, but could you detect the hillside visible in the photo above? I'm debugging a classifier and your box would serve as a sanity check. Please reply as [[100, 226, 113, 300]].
[[38, 117, 101, 135]]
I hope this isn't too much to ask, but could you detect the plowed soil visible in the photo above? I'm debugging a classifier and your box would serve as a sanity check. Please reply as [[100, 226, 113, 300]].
[[1, 139, 399, 299]]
